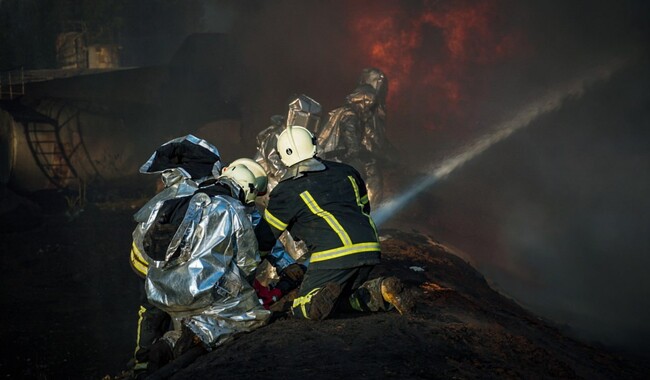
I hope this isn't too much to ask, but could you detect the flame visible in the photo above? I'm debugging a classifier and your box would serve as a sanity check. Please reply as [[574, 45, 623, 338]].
[[350, 0, 527, 131]]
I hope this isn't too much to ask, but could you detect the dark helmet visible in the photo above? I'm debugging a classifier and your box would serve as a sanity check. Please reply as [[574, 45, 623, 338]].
[[359, 67, 388, 106]]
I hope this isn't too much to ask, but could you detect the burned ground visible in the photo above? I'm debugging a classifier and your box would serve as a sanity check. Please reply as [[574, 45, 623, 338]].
[[169, 229, 647, 380], [0, 197, 647, 379]]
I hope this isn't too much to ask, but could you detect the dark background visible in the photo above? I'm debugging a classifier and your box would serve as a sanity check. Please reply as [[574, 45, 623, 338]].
[[1, 0, 649, 374]]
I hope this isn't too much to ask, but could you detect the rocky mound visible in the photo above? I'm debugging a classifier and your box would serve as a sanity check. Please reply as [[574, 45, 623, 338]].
[[1, 199, 645, 379], [158, 229, 645, 380]]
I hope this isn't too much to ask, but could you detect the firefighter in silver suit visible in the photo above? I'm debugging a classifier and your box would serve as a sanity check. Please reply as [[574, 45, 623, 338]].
[[254, 94, 322, 191], [317, 70, 389, 205], [358, 67, 390, 160], [129, 135, 223, 377], [143, 164, 271, 372], [128, 137, 288, 377]]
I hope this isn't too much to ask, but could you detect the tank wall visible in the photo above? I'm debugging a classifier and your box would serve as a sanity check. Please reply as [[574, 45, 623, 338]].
[[7, 117, 53, 190], [7, 100, 152, 191], [0, 111, 16, 185], [6, 98, 246, 191]]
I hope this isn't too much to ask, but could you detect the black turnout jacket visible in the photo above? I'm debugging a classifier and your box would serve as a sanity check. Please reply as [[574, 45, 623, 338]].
[[256, 158, 381, 269]]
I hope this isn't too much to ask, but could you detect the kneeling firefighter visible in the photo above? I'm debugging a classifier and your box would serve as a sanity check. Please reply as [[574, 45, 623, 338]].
[[255, 125, 414, 320], [129, 135, 224, 375], [222, 158, 306, 310], [143, 164, 271, 373]]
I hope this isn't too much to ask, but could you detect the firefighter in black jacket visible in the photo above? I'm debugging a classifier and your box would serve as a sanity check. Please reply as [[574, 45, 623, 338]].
[[255, 125, 414, 320]]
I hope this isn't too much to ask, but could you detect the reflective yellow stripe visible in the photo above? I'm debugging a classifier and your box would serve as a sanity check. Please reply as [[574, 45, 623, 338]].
[[134, 305, 147, 359], [300, 191, 352, 246], [348, 176, 378, 239], [264, 209, 288, 231], [292, 287, 322, 319], [349, 176, 363, 208], [311, 241, 381, 262], [349, 295, 363, 312], [130, 242, 149, 276], [134, 362, 148, 371]]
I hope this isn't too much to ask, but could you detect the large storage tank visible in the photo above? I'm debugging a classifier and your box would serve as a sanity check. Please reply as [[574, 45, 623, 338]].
[[0, 110, 16, 185], [1, 100, 144, 191]]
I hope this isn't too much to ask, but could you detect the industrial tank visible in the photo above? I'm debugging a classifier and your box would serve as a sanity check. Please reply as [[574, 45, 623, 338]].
[[1, 99, 146, 191]]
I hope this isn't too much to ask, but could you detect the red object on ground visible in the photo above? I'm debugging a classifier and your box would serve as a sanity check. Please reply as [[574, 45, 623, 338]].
[[253, 279, 283, 309]]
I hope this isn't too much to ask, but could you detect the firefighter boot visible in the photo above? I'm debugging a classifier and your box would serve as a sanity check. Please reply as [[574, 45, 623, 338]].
[[380, 277, 415, 315]]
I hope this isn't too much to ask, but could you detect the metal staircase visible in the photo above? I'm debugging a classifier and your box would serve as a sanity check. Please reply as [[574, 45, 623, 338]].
[[23, 105, 81, 188], [0, 98, 87, 189]]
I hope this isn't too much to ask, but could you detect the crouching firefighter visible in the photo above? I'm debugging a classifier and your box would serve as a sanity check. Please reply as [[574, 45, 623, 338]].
[[255, 125, 414, 320], [143, 164, 271, 373], [129, 135, 225, 376], [222, 158, 306, 310]]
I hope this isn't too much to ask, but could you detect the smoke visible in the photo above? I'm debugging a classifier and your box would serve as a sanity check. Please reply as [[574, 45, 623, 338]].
[[500, 65, 649, 354], [226, 0, 534, 146], [225, 0, 650, 354], [3, 0, 647, 356], [373, 59, 626, 226]]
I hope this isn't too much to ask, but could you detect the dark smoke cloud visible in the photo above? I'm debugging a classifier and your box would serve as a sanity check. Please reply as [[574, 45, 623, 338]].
[[434, 61, 650, 353], [183, 0, 650, 354], [434, 1, 650, 353], [3, 0, 649, 355], [218, 0, 650, 354]]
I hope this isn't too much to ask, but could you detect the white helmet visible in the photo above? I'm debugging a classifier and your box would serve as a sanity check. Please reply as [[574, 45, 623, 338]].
[[224, 158, 268, 196], [276, 126, 316, 167], [218, 164, 257, 204]]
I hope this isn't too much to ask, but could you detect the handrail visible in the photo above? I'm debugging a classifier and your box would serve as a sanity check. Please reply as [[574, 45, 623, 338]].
[[0, 67, 25, 100]]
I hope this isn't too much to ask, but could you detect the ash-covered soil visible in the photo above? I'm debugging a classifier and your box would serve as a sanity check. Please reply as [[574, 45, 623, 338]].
[[0, 195, 647, 379], [168, 229, 647, 380]]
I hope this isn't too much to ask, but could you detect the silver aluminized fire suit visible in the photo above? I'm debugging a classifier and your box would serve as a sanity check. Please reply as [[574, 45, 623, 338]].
[[130, 135, 223, 374], [129, 135, 284, 375], [316, 83, 387, 204], [145, 179, 271, 352], [316, 68, 390, 205]]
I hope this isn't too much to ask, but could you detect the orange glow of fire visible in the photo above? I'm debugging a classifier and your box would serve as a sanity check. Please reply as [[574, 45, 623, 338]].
[[351, 0, 527, 131]]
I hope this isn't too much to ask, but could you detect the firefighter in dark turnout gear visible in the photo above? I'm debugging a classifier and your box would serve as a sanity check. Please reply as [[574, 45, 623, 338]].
[[255, 126, 414, 320]]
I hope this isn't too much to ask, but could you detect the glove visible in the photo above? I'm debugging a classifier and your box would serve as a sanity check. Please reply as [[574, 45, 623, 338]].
[[281, 263, 306, 282]]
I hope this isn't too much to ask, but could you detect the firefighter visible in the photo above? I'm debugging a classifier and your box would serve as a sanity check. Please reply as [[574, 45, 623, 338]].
[[127, 139, 294, 377], [316, 82, 387, 205], [144, 164, 271, 372], [255, 126, 414, 320], [254, 94, 322, 264], [129, 135, 224, 377], [223, 158, 306, 309]]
